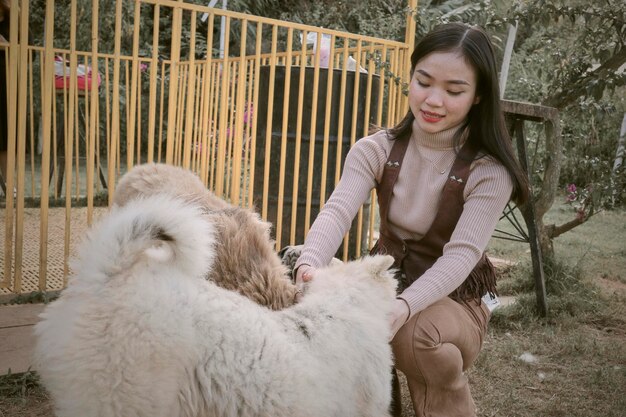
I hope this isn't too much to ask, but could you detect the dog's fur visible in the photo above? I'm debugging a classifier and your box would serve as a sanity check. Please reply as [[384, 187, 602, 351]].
[[34, 195, 396, 417], [113, 163, 297, 309]]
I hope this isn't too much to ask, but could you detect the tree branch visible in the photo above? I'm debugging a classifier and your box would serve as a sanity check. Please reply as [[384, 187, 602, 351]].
[[547, 217, 585, 239], [542, 46, 626, 109]]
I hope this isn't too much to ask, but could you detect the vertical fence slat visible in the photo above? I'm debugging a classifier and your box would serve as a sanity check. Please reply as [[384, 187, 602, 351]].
[[199, 13, 215, 184], [246, 21, 262, 209], [35, 0, 58, 291], [318, 33, 337, 210], [274, 27, 293, 249], [260, 24, 278, 221], [302, 31, 323, 239], [214, 16, 231, 197], [146, 6, 160, 164], [182, 10, 198, 169], [107, 0, 125, 203], [127, 0, 142, 173], [288, 29, 308, 245], [230, 18, 248, 205]]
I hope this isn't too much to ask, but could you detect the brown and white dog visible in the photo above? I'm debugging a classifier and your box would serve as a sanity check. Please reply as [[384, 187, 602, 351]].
[[113, 163, 298, 309]]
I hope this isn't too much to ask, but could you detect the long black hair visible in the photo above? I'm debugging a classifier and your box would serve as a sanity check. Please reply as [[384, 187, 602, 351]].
[[388, 22, 529, 205]]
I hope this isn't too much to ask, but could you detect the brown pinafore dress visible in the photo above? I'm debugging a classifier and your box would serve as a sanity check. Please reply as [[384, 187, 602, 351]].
[[370, 136, 497, 304]]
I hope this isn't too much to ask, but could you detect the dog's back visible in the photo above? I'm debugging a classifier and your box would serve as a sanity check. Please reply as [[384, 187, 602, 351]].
[[34, 195, 215, 417]]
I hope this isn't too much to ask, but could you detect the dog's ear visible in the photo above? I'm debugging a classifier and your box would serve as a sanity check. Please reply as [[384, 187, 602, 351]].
[[365, 255, 395, 276]]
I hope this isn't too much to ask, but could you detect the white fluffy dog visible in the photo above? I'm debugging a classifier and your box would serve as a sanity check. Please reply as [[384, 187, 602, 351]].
[[34, 195, 397, 417]]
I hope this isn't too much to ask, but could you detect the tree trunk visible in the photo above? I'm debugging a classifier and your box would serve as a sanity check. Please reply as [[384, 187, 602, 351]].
[[613, 113, 626, 172], [534, 120, 562, 259]]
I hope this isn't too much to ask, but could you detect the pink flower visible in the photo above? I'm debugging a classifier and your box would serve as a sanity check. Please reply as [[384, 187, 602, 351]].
[[140, 63, 148, 72], [567, 183, 577, 193]]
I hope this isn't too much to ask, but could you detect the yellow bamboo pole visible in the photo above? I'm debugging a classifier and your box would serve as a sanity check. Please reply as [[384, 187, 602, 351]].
[[230, 18, 248, 205], [51, 73, 61, 199], [107, 0, 124, 203], [214, 16, 231, 197], [157, 60, 166, 162], [183, 11, 198, 169], [165, 0, 183, 164], [126, 0, 142, 173], [303, 31, 323, 239], [208, 63, 220, 188], [246, 21, 262, 209], [288, 29, 308, 245], [2, 1, 28, 292], [318, 34, 336, 209], [146, 6, 160, 163], [63, 0, 77, 277], [376, 46, 387, 126], [174, 66, 188, 165], [28, 50, 35, 198], [343, 39, 364, 261], [35, 0, 56, 291], [224, 60, 236, 196], [260, 25, 278, 220], [136, 63, 143, 164], [104, 56, 111, 170], [367, 44, 376, 249], [123, 61, 130, 169], [2, 1, 17, 288], [334, 39, 349, 188], [206, 63, 218, 186], [192, 63, 204, 172], [242, 59, 254, 204], [199, 14, 215, 184], [387, 48, 399, 126], [274, 27, 293, 249], [74, 82, 80, 197]]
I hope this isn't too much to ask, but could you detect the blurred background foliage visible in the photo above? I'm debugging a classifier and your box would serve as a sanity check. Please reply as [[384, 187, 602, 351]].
[[25, 0, 626, 211]]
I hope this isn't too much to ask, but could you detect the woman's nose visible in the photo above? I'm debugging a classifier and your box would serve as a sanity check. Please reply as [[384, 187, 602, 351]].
[[424, 90, 443, 107]]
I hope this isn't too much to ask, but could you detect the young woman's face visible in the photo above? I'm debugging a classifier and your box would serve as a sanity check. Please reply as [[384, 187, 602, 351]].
[[408, 51, 480, 134]]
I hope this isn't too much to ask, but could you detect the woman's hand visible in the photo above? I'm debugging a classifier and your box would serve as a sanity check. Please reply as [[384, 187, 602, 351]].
[[294, 265, 316, 302], [388, 299, 410, 341]]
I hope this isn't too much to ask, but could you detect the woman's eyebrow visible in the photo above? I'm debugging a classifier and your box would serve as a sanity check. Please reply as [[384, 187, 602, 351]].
[[415, 69, 470, 86]]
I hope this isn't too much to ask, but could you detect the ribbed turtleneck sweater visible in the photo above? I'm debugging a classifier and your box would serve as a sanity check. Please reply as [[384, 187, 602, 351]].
[[294, 121, 513, 318]]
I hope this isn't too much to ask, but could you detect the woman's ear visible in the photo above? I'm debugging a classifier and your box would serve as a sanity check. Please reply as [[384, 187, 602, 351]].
[[473, 96, 481, 105]]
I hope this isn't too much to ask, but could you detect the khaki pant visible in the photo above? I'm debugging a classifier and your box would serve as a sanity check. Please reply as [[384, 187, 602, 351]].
[[391, 297, 490, 417]]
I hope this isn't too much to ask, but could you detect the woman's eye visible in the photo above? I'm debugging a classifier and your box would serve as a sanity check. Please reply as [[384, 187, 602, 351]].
[[447, 90, 463, 96], [417, 81, 429, 87]]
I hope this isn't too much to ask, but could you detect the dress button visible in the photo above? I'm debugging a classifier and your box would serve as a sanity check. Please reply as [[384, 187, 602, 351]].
[[440, 170, 445, 174]]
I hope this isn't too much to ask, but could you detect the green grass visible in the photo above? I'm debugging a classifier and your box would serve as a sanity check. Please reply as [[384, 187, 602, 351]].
[[467, 199, 626, 417]]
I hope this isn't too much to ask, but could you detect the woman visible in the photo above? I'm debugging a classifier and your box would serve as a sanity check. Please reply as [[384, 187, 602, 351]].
[[293, 22, 529, 417]]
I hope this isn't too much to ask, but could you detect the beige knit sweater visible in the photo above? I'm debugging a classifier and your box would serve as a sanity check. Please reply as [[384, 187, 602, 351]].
[[294, 121, 513, 317]]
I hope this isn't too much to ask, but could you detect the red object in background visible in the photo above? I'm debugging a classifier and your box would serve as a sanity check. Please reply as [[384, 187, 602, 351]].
[[54, 56, 102, 91]]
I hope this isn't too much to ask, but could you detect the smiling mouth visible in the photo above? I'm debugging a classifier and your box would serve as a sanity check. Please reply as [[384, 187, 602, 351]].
[[421, 110, 444, 122]]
